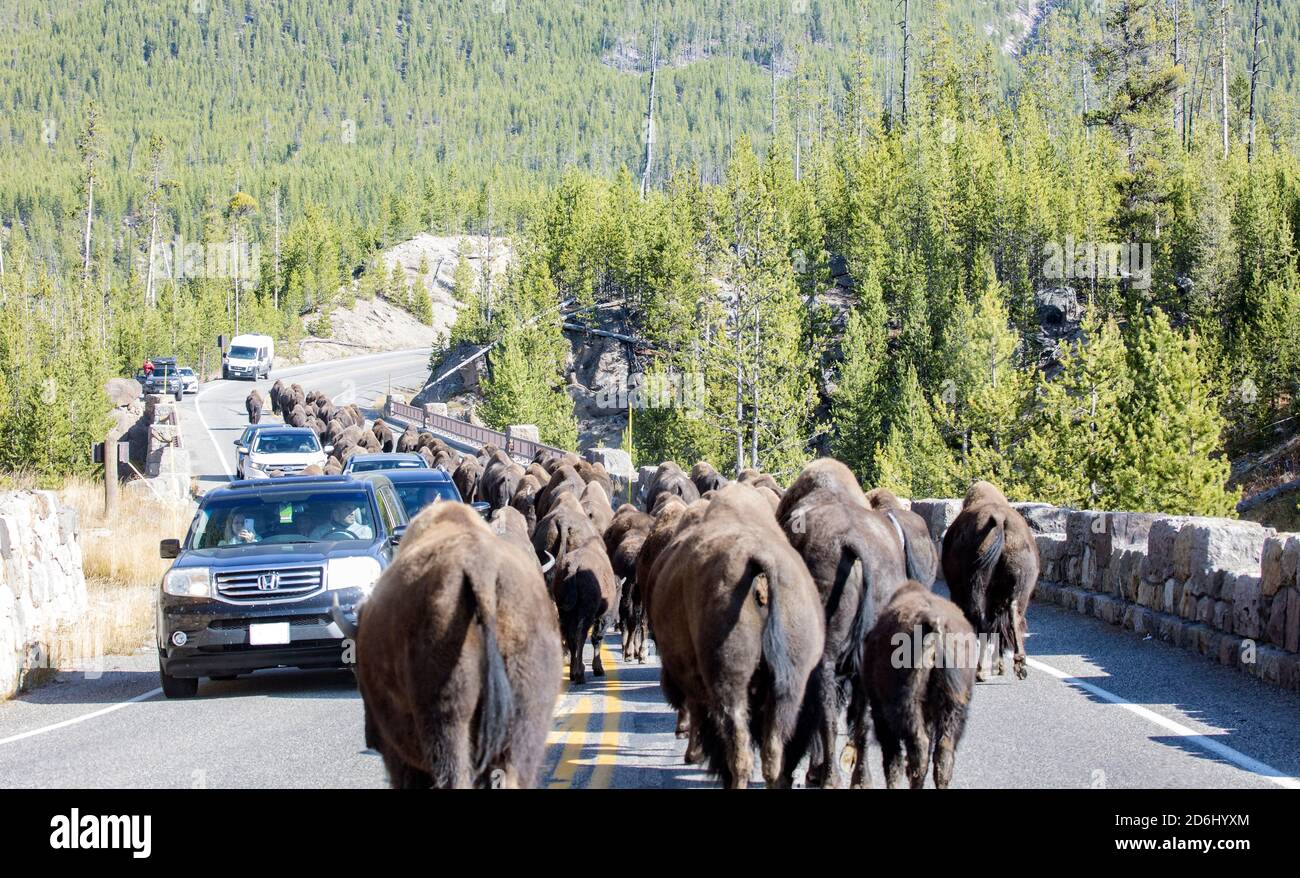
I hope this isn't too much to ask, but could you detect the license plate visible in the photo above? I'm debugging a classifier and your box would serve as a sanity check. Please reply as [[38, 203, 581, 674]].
[[248, 622, 290, 646]]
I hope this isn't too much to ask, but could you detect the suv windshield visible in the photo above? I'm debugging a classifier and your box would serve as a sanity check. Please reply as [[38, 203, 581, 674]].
[[190, 491, 377, 548], [254, 433, 320, 454], [228, 346, 256, 359], [392, 481, 461, 518]]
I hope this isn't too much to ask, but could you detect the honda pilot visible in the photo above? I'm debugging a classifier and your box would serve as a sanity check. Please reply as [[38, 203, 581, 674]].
[[156, 475, 409, 697]]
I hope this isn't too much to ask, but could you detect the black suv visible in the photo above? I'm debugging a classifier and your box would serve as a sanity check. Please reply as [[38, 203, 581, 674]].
[[156, 475, 409, 697], [141, 356, 185, 401]]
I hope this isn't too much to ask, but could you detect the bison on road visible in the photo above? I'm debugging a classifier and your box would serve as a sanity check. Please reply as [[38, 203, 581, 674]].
[[649, 483, 823, 788], [353, 502, 561, 788], [245, 390, 264, 424], [941, 481, 1040, 681], [862, 581, 976, 789]]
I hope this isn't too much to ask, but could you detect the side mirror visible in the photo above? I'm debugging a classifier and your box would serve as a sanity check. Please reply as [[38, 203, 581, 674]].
[[160, 539, 181, 559], [471, 501, 491, 520], [323, 445, 334, 454], [389, 525, 408, 546]]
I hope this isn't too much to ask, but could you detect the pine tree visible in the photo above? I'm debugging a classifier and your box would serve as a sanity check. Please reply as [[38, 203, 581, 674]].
[[872, 364, 957, 498], [830, 265, 889, 480], [1112, 309, 1238, 516], [1019, 308, 1131, 508]]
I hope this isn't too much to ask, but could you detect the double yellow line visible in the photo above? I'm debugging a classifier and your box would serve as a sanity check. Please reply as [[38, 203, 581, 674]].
[[546, 640, 623, 789]]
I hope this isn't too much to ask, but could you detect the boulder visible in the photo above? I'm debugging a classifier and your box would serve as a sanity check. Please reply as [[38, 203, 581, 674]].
[[105, 377, 141, 408]]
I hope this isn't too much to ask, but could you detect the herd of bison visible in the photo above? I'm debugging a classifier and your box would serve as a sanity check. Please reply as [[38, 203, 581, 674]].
[[245, 382, 1041, 789]]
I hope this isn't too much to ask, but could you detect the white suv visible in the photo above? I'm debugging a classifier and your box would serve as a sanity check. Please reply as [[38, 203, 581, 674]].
[[238, 427, 330, 479]]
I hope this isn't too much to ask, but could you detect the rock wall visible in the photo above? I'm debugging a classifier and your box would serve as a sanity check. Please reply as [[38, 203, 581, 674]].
[[909, 498, 1300, 693], [0, 491, 88, 699]]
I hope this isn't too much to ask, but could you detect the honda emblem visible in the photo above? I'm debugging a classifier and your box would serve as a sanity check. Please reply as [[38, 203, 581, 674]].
[[257, 572, 281, 591]]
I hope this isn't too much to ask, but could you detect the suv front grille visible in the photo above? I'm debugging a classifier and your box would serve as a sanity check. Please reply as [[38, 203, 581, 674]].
[[214, 566, 324, 601]]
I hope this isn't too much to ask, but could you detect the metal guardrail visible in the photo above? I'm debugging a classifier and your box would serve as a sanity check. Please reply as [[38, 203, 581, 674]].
[[384, 399, 567, 462]]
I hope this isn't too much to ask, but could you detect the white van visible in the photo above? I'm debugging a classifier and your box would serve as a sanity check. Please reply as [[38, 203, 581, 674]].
[[223, 334, 275, 381]]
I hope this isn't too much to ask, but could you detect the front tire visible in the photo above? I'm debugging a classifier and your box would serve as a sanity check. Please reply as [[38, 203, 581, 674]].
[[160, 666, 199, 698]]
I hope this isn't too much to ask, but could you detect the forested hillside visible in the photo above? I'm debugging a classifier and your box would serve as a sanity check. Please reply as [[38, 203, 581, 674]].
[[0, 0, 1297, 517]]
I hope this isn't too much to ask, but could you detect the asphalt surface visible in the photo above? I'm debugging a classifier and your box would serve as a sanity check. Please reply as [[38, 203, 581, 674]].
[[2, 350, 1299, 788]]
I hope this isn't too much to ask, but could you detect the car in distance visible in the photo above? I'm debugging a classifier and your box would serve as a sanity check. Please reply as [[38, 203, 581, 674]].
[[141, 356, 185, 401], [237, 426, 330, 479], [156, 475, 410, 697], [178, 366, 199, 394], [222, 333, 275, 381], [342, 452, 429, 474]]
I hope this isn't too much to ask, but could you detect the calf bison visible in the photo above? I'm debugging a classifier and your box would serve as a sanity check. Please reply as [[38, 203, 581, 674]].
[[353, 502, 561, 788], [649, 483, 823, 788], [941, 481, 1040, 680], [861, 582, 976, 789]]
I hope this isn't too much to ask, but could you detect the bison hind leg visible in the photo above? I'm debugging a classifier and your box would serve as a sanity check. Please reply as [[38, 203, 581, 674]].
[[382, 751, 432, 790]]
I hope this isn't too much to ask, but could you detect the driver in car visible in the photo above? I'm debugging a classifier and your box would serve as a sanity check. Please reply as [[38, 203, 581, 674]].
[[309, 504, 373, 541]]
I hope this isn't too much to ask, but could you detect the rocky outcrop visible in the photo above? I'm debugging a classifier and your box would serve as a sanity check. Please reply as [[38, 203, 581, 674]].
[[0, 491, 88, 699]]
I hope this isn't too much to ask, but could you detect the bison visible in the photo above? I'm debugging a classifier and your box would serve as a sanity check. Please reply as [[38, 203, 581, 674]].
[[776, 458, 909, 788], [245, 390, 264, 424], [690, 461, 727, 495], [352, 502, 561, 788], [643, 461, 700, 513], [866, 488, 938, 587], [648, 483, 823, 788], [604, 505, 655, 663], [861, 581, 976, 789], [941, 481, 1040, 681], [453, 458, 482, 504]]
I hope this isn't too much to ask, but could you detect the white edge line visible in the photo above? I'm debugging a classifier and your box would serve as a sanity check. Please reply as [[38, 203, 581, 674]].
[[0, 687, 163, 748], [194, 383, 235, 478], [1027, 657, 1300, 789]]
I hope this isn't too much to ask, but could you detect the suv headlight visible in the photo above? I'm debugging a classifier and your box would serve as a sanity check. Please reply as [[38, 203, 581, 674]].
[[163, 568, 211, 598], [327, 557, 383, 596]]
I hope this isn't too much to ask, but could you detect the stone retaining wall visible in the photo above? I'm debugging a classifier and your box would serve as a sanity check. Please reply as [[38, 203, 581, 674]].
[[0, 491, 88, 699], [909, 498, 1300, 694]]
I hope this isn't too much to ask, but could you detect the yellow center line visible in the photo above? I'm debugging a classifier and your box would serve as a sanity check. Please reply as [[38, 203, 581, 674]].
[[547, 693, 593, 789], [587, 640, 623, 789]]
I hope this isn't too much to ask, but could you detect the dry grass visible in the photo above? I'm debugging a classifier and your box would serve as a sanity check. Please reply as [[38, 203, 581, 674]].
[[53, 476, 193, 658], [58, 475, 192, 587]]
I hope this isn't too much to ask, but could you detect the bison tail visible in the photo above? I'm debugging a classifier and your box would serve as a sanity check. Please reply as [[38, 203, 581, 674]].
[[887, 511, 929, 586], [835, 544, 873, 687], [754, 556, 803, 743], [969, 518, 1005, 631], [463, 571, 516, 781]]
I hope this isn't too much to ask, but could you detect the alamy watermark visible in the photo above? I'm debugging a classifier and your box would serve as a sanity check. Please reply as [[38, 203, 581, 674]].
[[1042, 236, 1152, 290], [593, 372, 706, 419], [141, 235, 261, 282]]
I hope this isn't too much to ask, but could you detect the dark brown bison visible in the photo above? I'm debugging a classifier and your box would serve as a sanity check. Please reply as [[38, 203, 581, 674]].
[[269, 380, 287, 414], [490, 505, 539, 565], [393, 425, 418, 453], [245, 390, 264, 424], [579, 480, 613, 533], [352, 502, 561, 788], [453, 458, 482, 503], [941, 481, 1040, 681], [372, 420, 396, 453], [861, 581, 976, 789], [690, 461, 727, 495], [777, 458, 909, 788], [866, 487, 938, 587], [356, 429, 381, 453], [604, 505, 655, 663], [482, 460, 525, 511], [531, 492, 600, 568], [643, 461, 700, 513], [509, 473, 543, 534], [534, 463, 585, 520], [648, 483, 824, 788]]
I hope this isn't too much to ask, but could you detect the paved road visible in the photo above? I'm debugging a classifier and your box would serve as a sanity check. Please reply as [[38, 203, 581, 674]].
[[2, 350, 1299, 788]]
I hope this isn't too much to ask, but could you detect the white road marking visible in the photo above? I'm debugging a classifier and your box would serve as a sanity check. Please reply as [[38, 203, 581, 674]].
[[1027, 657, 1300, 789], [194, 382, 235, 477], [0, 688, 163, 748]]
